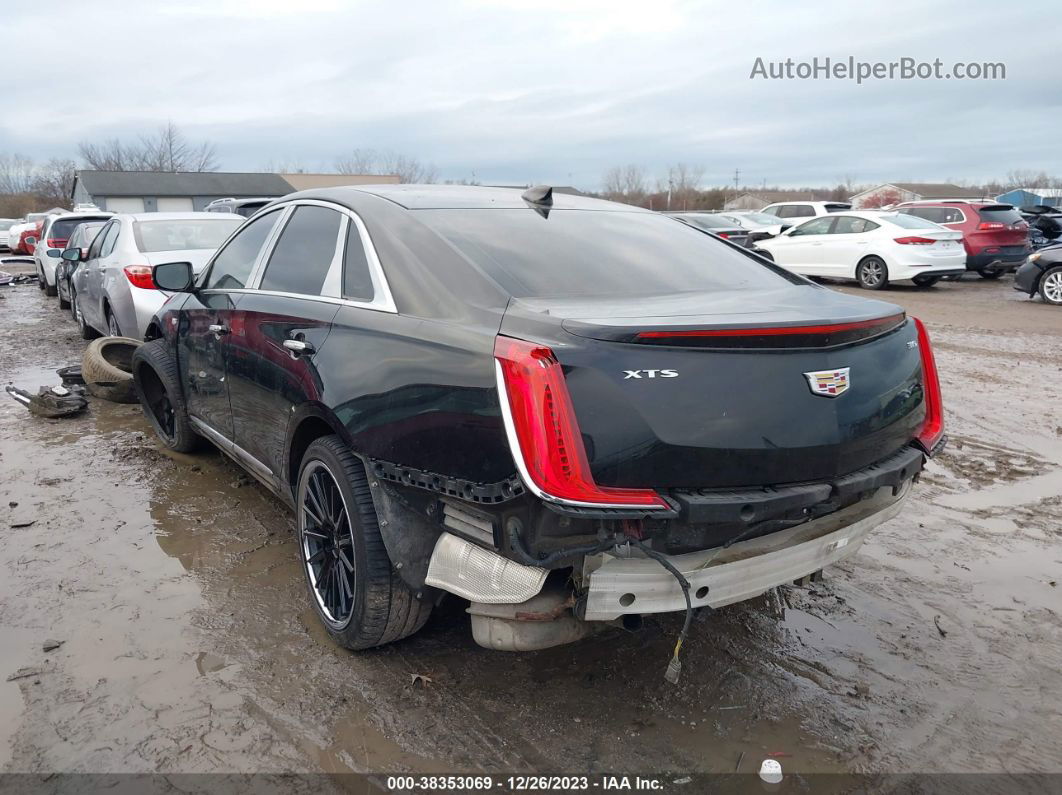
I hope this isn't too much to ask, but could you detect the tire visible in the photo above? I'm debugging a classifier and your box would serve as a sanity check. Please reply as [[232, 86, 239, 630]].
[[856, 256, 889, 290], [106, 308, 121, 337], [912, 275, 941, 287], [978, 270, 1004, 280], [297, 436, 432, 649], [57, 281, 70, 310], [1039, 265, 1062, 306], [37, 265, 45, 291], [132, 339, 202, 452], [73, 291, 100, 340], [82, 336, 141, 403], [44, 278, 57, 297]]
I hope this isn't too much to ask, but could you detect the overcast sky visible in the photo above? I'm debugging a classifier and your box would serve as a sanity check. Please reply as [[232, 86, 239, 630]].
[[2, 0, 1059, 191]]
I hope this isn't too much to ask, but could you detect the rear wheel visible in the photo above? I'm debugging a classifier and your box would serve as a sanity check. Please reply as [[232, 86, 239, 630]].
[[106, 309, 121, 337], [132, 339, 202, 452], [856, 256, 888, 290], [912, 274, 941, 287], [297, 436, 432, 649], [978, 270, 1004, 280], [1039, 266, 1062, 306]]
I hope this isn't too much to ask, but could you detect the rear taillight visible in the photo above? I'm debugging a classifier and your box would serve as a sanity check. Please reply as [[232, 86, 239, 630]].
[[913, 317, 944, 454], [716, 232, 730, 239], [894, 236, 937, 245], [977, 221, 1005, 230], [46, 238, 67, 249], [494, 336, 669, 509], [123, 265, 156, 289]]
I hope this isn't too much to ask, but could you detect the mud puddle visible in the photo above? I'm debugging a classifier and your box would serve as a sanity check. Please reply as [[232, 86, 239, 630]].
[[1, 279, 1061, 777]]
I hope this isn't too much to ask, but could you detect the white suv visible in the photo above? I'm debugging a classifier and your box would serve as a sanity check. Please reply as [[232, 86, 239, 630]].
[[34, 211, 113, 296], [761, 201, 852, 220]]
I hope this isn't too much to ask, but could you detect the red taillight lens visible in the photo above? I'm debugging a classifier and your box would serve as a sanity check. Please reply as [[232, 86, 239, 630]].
[[123, 265, 156, 289], [977, 221, 1005, 230], [716, 232, 730, 239], [494, 336, 669, 509], [46, 238, 67, 249], [913, 317, 944, 454], [894, 236, 937, 245]]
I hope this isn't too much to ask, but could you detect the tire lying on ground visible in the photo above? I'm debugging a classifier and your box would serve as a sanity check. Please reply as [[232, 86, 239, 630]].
[[82, 336, 142, 403]]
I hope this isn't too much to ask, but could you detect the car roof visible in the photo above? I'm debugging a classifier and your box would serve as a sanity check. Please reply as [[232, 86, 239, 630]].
[[125, 212, 246, 221], [278, 184, 642, 212]]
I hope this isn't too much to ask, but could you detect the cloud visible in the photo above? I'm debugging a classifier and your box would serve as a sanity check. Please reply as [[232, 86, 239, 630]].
[[0, 0, 1056, 190]]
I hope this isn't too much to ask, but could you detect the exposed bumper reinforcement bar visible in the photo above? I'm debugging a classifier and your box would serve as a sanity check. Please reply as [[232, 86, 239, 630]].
[[581, 484, 909, 621]]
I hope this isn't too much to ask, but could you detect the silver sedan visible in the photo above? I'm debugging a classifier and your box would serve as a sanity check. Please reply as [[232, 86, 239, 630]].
[[70, 212, 243, 339]]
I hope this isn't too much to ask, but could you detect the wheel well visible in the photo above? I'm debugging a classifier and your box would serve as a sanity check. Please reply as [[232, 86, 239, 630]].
[[288, 417, 338, 497], [144, 322, 162, 341]]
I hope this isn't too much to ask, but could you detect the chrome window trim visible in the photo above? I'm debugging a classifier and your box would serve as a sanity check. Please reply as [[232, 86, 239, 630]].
[[244, 198, 396, 314]]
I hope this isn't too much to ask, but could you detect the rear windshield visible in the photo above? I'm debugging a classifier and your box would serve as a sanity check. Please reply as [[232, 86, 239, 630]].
[[133, 218, 242, 253], [417, 209, 801, 298], [48, 217, 110, 242], [977, 205, 1023, 225]]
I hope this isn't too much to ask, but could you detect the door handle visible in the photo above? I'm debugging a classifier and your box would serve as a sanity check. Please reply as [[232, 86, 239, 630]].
[[283, 339, 315, 355], [208, 324, 229, 335]]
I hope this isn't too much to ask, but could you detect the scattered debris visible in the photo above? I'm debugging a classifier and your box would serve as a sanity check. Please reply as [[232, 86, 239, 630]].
[[933, 615, 948, 638], [9, 519, 36, 529], [6, 384, 88, 418], [42, 639, 64, 653], [56, 365, 85, 386], [734, 751, 745, 772], [6, 666, 45, 682], [410, 673, 434, 687]]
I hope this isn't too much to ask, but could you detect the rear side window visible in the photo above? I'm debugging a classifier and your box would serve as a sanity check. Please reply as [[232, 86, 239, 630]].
[[824, 204, 851, 213], [48, 218, 107, 242], [777, 205, 814, 218], [206, 210, 281, 290], [977, 205, 1023, 225], [832, 216, 878, 234], [260, 205, 342, 296], [87, 222, 112, 259], [342, 221, 375, 302], [900, 207, 943, 223], [418, 209, 800, 298]]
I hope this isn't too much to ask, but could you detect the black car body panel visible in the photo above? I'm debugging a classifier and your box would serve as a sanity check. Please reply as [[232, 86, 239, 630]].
[[144, 185, 938, 563], [1014, 245, 1062, 295]]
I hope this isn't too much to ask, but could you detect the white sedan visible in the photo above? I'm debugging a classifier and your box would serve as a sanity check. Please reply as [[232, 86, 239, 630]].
[[754, 211, 966, 289]]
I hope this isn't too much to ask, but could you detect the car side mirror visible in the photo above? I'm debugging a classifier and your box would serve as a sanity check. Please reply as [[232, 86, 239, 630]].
[[24, 236, 37, 247], [60, 248, 80, 261], [153, 261, 195, 292], [46, 248, 62, 258]]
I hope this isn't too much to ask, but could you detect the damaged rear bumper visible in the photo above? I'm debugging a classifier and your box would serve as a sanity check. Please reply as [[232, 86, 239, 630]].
[[580, 484, 908, 621]]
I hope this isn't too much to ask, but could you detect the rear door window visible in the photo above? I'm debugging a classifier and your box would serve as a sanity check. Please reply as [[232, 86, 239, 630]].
[[831, 216, 877, 234], [205, 210, 282, 290], [259, 205, 343, 296], [900, 207, 941, 223]]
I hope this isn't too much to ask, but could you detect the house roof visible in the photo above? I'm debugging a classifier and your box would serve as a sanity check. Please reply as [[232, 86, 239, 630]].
[[730, 190, 836, 203], [280, 173, 400, 190], [851, 182, 987, 200], [889, 182, 986, 198], [73, 170, 296, 198]]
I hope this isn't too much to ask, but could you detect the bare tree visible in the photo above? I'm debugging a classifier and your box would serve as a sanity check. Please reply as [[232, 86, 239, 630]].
[[602, 164, 649, 205], [0, 153, 36, 194], [32, 158, 77, 207], [659, 163, 705, 209], [334, 149, 437, 183], [78, 123, 217, 172]]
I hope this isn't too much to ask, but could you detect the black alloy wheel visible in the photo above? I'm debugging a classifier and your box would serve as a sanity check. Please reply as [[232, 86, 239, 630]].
[[299, 460, 357, 628]]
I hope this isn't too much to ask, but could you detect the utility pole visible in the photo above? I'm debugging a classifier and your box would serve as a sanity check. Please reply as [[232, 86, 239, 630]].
[[733, 168, 740, 192]]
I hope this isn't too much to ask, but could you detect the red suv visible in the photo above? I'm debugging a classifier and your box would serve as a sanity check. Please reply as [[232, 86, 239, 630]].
[[895, 201, 1029, 278]]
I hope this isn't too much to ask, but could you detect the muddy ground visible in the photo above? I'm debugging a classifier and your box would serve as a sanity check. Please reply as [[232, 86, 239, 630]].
[[0, 270, 1060, 783]]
